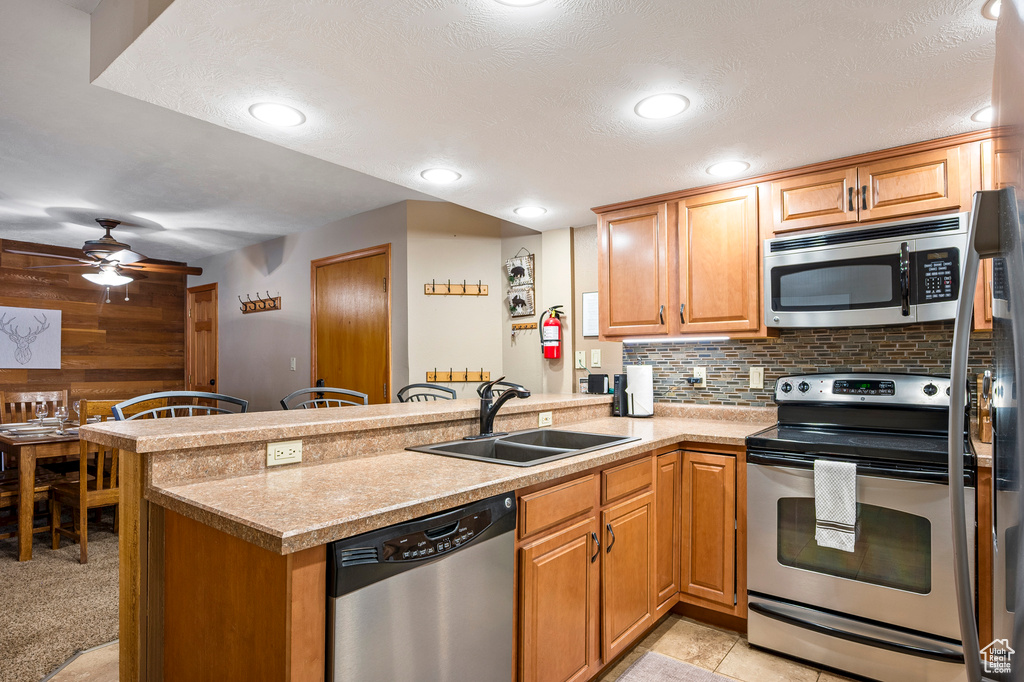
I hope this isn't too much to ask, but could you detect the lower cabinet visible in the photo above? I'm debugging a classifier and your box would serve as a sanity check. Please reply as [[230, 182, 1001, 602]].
[[654, 451, 681, 616], [680, 450, 737, 610], [601, 491, 655, 662]]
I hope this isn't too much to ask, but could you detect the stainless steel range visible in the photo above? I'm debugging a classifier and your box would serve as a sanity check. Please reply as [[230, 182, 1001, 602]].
[[746, 373, 975, 682]]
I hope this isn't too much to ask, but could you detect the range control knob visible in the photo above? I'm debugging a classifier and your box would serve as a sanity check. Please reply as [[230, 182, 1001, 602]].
[[780, 382, 793, 394], [798, 381, 810, 393], [923, 383, 939, 396], [946, 386, 951, 396]]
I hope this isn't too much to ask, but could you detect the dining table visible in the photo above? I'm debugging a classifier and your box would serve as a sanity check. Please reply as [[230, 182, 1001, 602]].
[[0, 420, 81, 561]]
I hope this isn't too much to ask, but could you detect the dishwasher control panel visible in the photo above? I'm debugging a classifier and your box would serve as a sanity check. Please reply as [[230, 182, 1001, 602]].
[[382, 509, 493, 562]]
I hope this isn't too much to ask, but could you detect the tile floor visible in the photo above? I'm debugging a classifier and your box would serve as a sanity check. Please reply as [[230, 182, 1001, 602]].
[[51, 614, 860, 682], [598, 615, 860, 682]]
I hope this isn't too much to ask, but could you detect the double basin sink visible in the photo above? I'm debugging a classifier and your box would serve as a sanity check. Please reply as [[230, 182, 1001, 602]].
[[408, 429, 640, 467]]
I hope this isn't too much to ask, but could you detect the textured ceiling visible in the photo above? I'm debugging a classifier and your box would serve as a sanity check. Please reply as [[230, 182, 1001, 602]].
[[0, 0, 437, 262], [93, 0, 997, 230]]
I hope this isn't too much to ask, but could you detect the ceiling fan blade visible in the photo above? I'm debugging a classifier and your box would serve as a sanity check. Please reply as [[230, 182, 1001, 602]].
[[106, 249, 148, 265], [26, 263, 96, 269], [3, 249, 89, 263], [121, 262, 203, 276]]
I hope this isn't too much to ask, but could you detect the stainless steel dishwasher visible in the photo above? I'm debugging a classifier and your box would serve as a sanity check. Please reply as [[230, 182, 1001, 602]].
[[327, 492, 516, 682]]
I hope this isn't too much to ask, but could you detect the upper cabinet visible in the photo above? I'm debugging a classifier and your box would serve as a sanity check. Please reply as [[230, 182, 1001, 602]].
[[677, 186, 760, 334], [771, 147, 964, 235], [597, 203, 671, 337]]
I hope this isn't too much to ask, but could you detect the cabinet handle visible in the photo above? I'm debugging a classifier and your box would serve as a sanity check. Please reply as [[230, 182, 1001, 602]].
[[679, 303, 685, 324], [848, 187, 854, 212], [606, 523, 615, 553], [861, 184, 868, 211], [658, 305, 664, 325], [591, 532, 600, 563]]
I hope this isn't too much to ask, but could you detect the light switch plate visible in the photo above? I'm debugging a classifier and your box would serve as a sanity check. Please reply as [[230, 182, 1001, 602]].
[[574, 351, 586, 370], [538, 411, 553, 427], [591, 349, 601, 367], [750, 366, 765, 389], [267, 439, 302, 466], [693, 367, 707, 387], [290, 357, 296, 372]]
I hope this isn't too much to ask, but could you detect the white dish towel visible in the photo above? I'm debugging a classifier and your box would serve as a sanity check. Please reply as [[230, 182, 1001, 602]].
[[813, 459, 857, 552]]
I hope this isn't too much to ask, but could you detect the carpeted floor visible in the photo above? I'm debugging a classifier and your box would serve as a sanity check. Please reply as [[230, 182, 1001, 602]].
[[0, 515, 118, 682]]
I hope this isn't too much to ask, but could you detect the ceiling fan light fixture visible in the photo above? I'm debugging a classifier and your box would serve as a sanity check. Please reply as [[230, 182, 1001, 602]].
[[83, 270, 133, 286], [248, 102, 307, 127]]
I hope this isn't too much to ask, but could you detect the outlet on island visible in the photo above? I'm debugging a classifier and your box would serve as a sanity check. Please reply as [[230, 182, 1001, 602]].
[[267, 439, 303, 466], [538, 411, 553, 427]]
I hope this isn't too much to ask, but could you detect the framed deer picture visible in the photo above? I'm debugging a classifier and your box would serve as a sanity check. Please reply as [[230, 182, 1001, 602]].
[[0, 306, 61, 369]]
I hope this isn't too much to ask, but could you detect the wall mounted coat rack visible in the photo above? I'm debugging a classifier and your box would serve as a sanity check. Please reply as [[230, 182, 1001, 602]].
[[427, 369, 492, 383], [424, 279, 488, 296], [239, 292, 281, 314], [511, 323, 537, 331]]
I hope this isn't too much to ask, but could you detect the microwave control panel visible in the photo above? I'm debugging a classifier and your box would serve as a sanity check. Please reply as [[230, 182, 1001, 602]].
[[912, 249, 960, 304]]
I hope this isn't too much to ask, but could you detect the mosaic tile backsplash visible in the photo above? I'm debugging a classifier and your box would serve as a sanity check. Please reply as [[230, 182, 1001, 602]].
[[623, 322, 995, 407]]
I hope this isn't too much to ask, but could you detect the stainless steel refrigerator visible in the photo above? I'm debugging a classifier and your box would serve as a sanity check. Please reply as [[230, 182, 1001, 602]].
[[950, 2, 1024, 680]]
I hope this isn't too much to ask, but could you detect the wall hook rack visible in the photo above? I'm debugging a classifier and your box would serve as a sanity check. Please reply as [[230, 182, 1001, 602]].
[[424, 278, 489, 296], [426, 368, 492, 383], [239, 291, 281, 314]]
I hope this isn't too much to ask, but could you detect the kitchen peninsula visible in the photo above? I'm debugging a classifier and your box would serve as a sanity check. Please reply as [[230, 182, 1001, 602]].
[[81, 394, 775, 682]]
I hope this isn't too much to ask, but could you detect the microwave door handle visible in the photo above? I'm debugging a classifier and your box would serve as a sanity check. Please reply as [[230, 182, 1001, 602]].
[[899, 242, 911, 316]]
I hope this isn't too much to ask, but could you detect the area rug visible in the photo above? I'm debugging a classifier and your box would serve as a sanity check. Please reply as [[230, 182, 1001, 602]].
[[0, 523, 118, 682], [619, 651, 733, 682]]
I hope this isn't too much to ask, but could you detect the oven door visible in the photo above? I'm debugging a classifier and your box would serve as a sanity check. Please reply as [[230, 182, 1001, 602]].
[[747, 458, 974, 641]]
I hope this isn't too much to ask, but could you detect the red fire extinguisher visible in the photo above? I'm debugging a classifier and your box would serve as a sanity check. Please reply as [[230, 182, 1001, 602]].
[[540, 305, 564, 359]]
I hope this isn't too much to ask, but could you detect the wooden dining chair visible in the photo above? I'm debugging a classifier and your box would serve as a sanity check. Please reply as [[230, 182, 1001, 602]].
[[50, 399, 123, 563], [0, 388, 68, 470]]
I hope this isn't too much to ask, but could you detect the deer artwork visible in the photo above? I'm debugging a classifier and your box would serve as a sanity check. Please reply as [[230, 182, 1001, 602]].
[[0, 313, 50, 365]]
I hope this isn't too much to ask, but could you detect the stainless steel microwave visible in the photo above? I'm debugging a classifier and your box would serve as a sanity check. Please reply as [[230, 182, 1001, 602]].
[[764, 212, 969, 328]]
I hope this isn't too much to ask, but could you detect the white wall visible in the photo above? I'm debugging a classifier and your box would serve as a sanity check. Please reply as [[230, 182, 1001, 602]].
[[190, 202, 409, 412], [539, 228, 575, 394], [500, 232, 544, 394], [571, 225, 623, 388]]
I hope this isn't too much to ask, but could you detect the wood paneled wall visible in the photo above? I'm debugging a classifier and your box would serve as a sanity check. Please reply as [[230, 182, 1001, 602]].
[[0, 238, 186, 402]]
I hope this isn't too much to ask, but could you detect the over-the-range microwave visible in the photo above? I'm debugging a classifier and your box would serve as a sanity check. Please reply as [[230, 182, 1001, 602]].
[[764, 212, 969, 328]]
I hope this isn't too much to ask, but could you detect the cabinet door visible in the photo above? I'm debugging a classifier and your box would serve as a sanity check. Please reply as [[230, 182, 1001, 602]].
[[770, 167, 858, 233], [680, 452, 736, 608], [519, 517, 601, 682], [857, 147, 962, 222], [597, 203, 671, 337], [655, 452, 681, 616], [677, 186, 760, 333], [601, 491, 654, 662]]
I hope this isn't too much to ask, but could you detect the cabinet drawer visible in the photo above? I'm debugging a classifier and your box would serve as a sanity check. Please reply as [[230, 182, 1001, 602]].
[[602, 457, 653, 505], [519, 475, 597, 539]]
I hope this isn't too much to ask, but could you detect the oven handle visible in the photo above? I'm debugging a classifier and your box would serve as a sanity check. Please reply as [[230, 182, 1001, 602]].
[[748, 601, 964, 664], [747, 450, 967, 485]]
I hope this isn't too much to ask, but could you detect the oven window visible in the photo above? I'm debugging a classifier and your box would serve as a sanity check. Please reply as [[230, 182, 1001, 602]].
[[771, 256, 900, 311], [777, 498, 931, 594]]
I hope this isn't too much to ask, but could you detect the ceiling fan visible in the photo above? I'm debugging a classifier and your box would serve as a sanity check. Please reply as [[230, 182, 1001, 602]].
[[4, 218, 203, 285]]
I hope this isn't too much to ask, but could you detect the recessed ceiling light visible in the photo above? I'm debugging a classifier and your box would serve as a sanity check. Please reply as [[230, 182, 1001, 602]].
[[706, 161, 750, 177], [494, 0, 546, 5], [982, 0, 1001, 20], [972, 105, 995, 123], [634, 93, 690, 120], [248, 103, 306, 127], [514, 206, 547, 218], [420, 168, 462, 184]]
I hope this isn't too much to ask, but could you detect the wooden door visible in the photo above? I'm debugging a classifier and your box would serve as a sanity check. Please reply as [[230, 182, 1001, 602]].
[[770, 167, 858, 234], [677, 186, 760, 333], [655, 451, 681, 616], [600, 491, 654, 662], [519, 517, 600, 682], [186, 283, 218, 392], [597, 203, 670, 337], [857, 147, 962, 222], [311, 245, 391, 404], [680, 451, 735, 608]]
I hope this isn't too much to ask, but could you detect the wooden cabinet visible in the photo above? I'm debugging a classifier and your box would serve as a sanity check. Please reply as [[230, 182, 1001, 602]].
[[771, 147, 965, 235], [680, 451, 736, 610], [654, 451, 681, 616], [601, 491, 655, 662], [677, 186, 760, 333], [519, 517, 601, 682], [597, 203, 671, 337]]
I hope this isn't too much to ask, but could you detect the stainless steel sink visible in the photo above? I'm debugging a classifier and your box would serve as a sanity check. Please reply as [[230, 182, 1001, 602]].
[[407, 429, 640, 467]]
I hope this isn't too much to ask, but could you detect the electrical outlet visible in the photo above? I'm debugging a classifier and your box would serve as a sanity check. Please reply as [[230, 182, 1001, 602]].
[[693, 367, 707, 387], [290, 357, 296, 372], [538, 411, 553, 427], [591, 349, 602, 367], [574, 351, 586, 370], [750, 366, 765, 389], [267, 439, 302, 466]]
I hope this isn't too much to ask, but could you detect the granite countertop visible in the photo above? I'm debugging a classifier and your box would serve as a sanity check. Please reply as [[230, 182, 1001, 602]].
[[148, 413, 773, 555], [80, 393, 613, 453]]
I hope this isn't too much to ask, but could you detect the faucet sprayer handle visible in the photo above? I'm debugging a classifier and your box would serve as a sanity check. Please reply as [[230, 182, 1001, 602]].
[[480, 376, 506, 400]]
